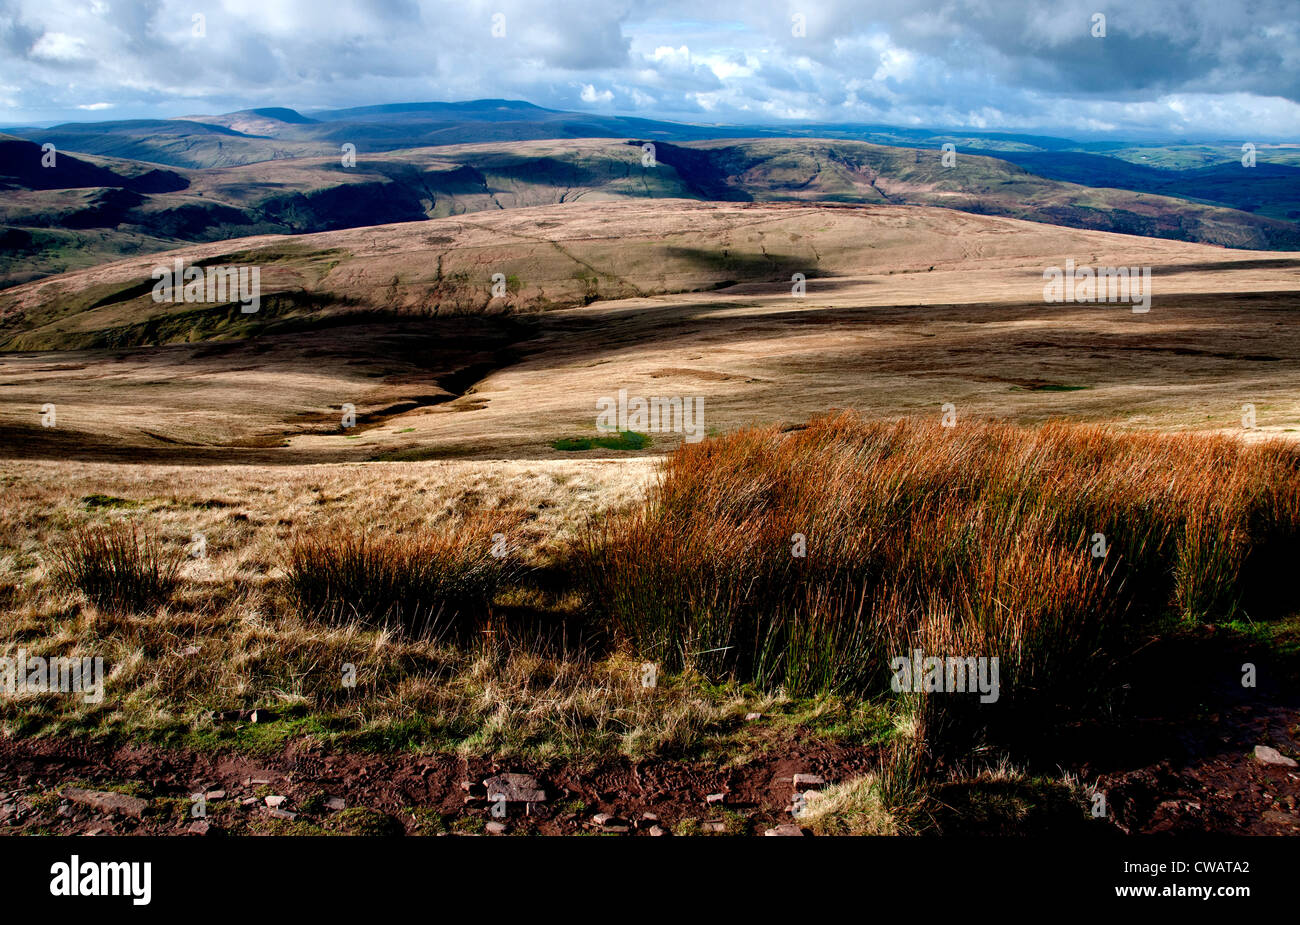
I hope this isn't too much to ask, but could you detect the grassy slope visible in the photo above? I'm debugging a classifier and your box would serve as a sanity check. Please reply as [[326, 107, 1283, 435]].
[[5, 194, 1296, 353], [4, 135, 1298, 289], [1, 199, 1297, 462], [666, 139, 1300, 249]]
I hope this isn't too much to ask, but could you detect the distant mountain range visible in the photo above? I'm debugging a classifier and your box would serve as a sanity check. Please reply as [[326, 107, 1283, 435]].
[[14, 99, 1295, 171], [1, 99, 1297, 289], [4, 99, 1100, 168]]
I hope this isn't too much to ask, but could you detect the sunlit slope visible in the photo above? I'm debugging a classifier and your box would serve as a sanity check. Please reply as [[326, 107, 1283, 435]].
[[1, 200, 1296, 464], [5, 136, 1297, 289]]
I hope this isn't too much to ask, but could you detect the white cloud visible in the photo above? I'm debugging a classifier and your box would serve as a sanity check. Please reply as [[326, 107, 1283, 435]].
[[30, 31, 88, 62], [650, 45, 693, 67], [580, 83, 614, 104], [873, 47, 916, 83], [619, 85, 658, 108]]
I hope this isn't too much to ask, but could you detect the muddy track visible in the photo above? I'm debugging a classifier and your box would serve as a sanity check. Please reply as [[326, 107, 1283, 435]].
[[1, 678, 1297, 836], [0, 736, 880, 836]]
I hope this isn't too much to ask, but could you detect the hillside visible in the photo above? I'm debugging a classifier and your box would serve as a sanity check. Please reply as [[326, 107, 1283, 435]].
[[4, 135, 1298, 291], [19, 101, 754, 169], [2, 199, 1296, 463], [656, 140, 1300, 249]]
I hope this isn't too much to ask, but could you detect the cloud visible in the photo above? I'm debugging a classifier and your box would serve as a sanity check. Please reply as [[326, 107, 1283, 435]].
[[580, 83, 614, 104], [30, 31, 89, 63], [0, 0, 1296, 139]]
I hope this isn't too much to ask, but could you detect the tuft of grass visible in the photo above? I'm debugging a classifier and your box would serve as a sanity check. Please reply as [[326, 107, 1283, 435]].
[[51, 522, 182, 613], [331, 807, 404, 836], [282, 515, 523, 638], [798, 774, 903, 835]]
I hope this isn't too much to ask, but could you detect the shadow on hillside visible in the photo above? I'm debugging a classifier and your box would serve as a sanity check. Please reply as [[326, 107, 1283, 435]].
[[3, 288, 1298, 465]]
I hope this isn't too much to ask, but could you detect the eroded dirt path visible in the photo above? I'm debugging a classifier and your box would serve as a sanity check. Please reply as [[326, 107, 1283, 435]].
[[2, 700, 1296, 837], [0, 735, 880, 836]]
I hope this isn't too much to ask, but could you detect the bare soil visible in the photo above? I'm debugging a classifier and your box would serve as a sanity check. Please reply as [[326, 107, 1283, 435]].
[[0, 734, 881, 837]]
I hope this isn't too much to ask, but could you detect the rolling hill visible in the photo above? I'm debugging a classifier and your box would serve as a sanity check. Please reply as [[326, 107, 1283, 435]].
[[4, 132, 1298, 291], [2, 199, 1296, 463]]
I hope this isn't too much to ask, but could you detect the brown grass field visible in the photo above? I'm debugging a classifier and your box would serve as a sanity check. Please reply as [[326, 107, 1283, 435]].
[[2, 200, 1298, 462]]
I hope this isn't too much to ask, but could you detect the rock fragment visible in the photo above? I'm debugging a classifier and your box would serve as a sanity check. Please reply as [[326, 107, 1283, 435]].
[[482, 773, 546, 803], [1254, 746, 1298, 768], [60, 788, 148, 819], [590, 813, 630, 833], [792, 773, 825, 789]]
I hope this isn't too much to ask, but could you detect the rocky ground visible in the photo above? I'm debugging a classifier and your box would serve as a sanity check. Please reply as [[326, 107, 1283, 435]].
[[0, 733, 884, 837], [1099, 704, 1300, 835], [1, 692, 1295, 837]]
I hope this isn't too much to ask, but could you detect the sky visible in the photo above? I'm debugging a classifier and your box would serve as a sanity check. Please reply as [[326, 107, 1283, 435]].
[[1, 0, 1298, 139]]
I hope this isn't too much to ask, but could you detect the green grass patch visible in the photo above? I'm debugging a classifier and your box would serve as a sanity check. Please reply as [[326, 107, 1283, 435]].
[[80, 494, 144, 509], [553, 431, 651, 452]]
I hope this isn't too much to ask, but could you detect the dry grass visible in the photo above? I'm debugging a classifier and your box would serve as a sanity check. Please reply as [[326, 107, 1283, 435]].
[[582, 413, 1300, 755], [4, 201, 1297, 464], [0, 585, 799, 761], [0, 455, 654, 583], [0, 454, 782, 758], [2, 413, 1297, 780], [283, 513, 524, 637], [50, 522, 181, 614], [798, 775, 903, 835]]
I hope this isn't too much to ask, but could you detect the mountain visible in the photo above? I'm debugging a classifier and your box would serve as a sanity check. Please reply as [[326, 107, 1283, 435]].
[[992, 151, 1300, 222], [312, 99, 554, 122], [10, 99, 1296, 225], [3, 100, 1296, 291], [648, 139, 1300, 248], [2, 99, 1110, 170], [4, 134, 1299, 290], [11, 100, 758, 168]]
